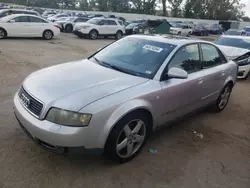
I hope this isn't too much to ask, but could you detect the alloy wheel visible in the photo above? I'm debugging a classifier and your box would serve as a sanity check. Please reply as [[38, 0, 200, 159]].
[[116, 119, 146, 158], [44, 31, 53, 40], [116, 31, 122, 40], [218, 86, 231, 109], [90, 31, 97, 40], [0, 29, 5, 39]]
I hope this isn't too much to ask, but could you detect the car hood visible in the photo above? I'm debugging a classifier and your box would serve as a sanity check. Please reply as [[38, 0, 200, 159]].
[[23, 60, 148, 112], [217, 45, 250, 60]]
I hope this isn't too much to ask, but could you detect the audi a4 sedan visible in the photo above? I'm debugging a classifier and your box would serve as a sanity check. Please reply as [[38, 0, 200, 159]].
[[14, 35, 237, 163]]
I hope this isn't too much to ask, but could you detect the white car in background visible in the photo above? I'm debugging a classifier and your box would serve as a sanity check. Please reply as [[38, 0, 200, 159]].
[[73, 18, 125, 40], [56, 17, 89, 32], [0, 14, 60, 40], [47, 14, 69, 22], [169, 22, 193, 36], [215, 35, 250, 79]]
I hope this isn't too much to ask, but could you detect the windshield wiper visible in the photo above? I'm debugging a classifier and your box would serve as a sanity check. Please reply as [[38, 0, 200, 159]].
[[93, 57, 139, 76]]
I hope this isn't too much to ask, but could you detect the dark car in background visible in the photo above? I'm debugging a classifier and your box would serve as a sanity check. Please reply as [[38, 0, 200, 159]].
[[243, 27, 250, 36], [209, 24, 224, 34], [192, 25, 209, 36], [125, 23, 144, 35]]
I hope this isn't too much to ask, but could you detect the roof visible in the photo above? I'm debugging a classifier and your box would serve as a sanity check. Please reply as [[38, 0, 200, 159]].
[[220, 35, 250, 40], [0, 14, 42, 21], [127, 34, 209, 46]]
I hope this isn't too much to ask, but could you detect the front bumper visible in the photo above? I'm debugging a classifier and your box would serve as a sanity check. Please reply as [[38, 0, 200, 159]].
[[13, 94, 103, 154], [238, 64, 250, 79]]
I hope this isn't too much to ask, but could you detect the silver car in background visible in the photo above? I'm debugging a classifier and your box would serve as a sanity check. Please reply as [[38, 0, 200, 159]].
[[14, 35, 237, 163]]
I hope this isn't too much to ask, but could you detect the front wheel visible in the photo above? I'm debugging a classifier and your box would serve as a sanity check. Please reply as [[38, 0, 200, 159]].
[[105, 112, 151, 163], [212, 84, 232, 112], [43, 30, 53, 40], [0, 28, 6, 39], [89, 30, 98, 40]]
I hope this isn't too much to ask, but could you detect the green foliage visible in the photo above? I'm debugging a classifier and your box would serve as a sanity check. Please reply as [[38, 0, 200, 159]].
[[1, 0, 248, 20]]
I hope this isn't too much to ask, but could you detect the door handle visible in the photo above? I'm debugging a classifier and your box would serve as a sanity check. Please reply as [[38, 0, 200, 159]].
[[198, 78, 203, 84]]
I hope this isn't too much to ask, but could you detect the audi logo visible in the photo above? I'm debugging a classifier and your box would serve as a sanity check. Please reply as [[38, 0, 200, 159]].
[[20, 93, 30, 107]]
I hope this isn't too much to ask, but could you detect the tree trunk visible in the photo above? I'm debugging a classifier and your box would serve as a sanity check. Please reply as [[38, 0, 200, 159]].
[[162, 0, 167, 16]]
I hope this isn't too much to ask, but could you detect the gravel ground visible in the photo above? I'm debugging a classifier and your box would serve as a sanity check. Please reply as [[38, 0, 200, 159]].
[[0, 33, 249, 188]]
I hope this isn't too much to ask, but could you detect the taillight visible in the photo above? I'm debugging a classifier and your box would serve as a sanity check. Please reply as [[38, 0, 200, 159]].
[[54, 24, 60, 29]]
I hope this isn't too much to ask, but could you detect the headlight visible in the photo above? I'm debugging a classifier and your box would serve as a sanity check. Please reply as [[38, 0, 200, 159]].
[[46, 108, 92, 127]]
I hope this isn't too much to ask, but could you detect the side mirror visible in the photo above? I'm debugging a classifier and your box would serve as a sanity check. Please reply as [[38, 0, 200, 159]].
[[167, 67, 188, 79], [9, 19, 15, 23]]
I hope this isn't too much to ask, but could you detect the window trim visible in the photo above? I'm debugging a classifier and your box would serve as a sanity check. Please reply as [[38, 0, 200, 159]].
[[199, 42, 228, 69], [160, 42, 202, 81]]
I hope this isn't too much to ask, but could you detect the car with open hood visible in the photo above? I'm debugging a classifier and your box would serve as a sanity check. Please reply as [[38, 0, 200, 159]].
[[56, 17, 89, 32], [215, 35, 250, 79], [14, 35, 237, 163]]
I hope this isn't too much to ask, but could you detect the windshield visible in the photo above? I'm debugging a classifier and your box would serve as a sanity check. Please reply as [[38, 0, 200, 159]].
[[126, 23, 139, 29], [170, 23, 182, 28], [92, 37, 176, 79], [87, 18, 101, 25], [224, 30, 242, 36], [215, 37, 250, 49], [244, 27, 250, 32]]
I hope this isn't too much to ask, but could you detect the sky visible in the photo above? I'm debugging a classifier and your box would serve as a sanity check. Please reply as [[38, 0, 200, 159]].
[[242, 0, 250, 17]]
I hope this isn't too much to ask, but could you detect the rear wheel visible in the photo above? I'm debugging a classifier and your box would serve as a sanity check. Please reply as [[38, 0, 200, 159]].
[[43, 30, 53, 40], [177, 31, 181, 36], [212, 83, 232, 112], [105, 112, 151, 163], [89, 30, 98, 40], [0, 28, 6, 39], [65, 24, 73, 33]]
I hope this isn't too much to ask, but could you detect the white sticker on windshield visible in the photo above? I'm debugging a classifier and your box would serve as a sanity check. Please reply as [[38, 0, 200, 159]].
[[143, 45, 163, 53], [145, 70, 152, 74]]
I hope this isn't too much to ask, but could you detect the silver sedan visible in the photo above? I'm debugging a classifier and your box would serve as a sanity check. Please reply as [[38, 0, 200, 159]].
[[14, 35, 237, 163]]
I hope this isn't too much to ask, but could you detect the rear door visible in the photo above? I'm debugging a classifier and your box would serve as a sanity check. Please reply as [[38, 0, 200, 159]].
[[199, 43, 229, 105], [158, 44, 205, 125], [99, 19, 109, 35], [28, 16, 49, 36]]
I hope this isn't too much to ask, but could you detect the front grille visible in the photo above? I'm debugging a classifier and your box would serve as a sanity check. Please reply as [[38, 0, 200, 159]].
[[18, 87, 43, 117]]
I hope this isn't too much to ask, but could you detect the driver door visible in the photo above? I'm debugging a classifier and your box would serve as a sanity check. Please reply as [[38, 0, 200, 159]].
[[6, 16, 30, 37], [157, 44, 205, 126]]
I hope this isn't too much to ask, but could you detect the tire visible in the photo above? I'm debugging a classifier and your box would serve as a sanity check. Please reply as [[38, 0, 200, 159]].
[[212, 83, 232, 112], [115, 31, 123, 40], [177, 32, 181, 36], [187, 32, 191, 37], [89, 30, 98, 40], [0, 28, 6, 39], [43, 30, 53, 40], [105, 111, 151, 163], [65, 24, 73, 33]]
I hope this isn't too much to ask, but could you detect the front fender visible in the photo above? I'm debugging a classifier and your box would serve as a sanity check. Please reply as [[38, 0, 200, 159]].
[[100, 99, 154, 148]]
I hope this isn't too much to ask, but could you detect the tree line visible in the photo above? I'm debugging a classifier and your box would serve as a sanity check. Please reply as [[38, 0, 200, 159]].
[[1, 0, 250, 21]]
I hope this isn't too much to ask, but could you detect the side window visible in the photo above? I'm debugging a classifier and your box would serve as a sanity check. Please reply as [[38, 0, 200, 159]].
[[75, 18, 88, 22], [102, 20, 109, 25], [108, 20, 117, 25], [13, 16, 30, 22], [29, 16, 48, 23], [201, 44, 226, 69], [168, 44, 201, 74]]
